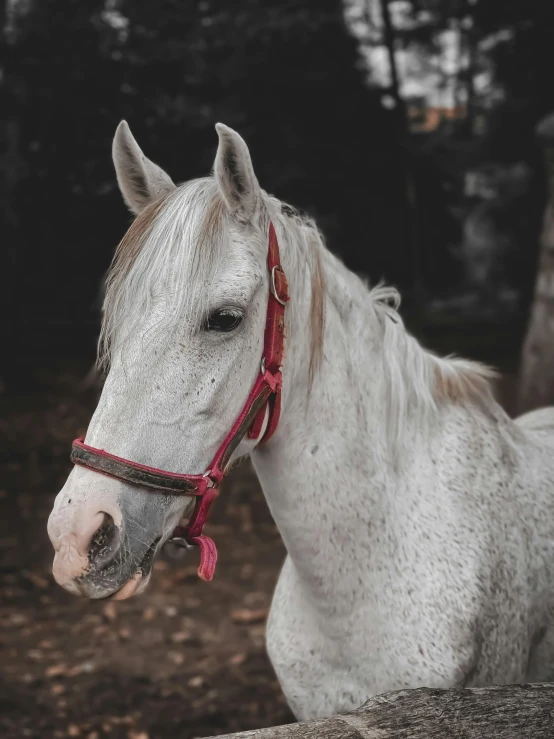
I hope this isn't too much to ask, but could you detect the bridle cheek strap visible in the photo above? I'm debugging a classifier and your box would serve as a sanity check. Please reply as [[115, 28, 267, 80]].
[[70, 221, 289, 582]]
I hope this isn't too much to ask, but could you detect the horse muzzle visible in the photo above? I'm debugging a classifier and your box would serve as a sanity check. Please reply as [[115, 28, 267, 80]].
[[48, 498, 162, 599]]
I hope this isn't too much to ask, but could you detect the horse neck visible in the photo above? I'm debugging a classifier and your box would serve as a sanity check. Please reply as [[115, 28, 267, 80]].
[[251, 214, 520, 603], [251, 217, 410, 595]]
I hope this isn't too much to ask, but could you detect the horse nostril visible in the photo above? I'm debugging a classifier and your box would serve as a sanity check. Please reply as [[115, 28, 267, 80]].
[[87, 513, 121, 568]]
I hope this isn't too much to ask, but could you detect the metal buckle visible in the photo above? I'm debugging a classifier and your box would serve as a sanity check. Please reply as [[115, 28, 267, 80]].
[[202, 470, 217, 489], [166, 536, 193, 549], [270, 266, 287, 306], [164, 534, 193, 560]]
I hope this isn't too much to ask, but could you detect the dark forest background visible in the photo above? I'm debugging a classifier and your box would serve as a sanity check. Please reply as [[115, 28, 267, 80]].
[[3, 5, 554, 737], [2, 0, 554, 378]]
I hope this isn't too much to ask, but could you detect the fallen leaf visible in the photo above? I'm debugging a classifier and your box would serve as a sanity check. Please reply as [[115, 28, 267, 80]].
[[143, 607, 156, 621], [10, 613, 28, 626], [68, 661, 95, 676], [46, 664, 68, 678], [244, 591, 267, 607], [168, 651, 184, 666], [102, 602, 117, 622], [230, 653, 246, 666], [174, 566, 200, 581], [22, 570, 49, 589], [67, 725, 81, 737], [170, 631, 190, 643], [188, 675, 204, 688], [111, 716, 134, 725], [231, 608, 268, 625]]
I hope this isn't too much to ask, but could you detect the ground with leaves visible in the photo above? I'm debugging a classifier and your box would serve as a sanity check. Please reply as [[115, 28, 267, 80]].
[[0, 363, 293, 739], [0, 356, 519, 739]]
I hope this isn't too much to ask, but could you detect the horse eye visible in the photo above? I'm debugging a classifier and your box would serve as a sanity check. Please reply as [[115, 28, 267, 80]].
[[205, 309, 243, 333]]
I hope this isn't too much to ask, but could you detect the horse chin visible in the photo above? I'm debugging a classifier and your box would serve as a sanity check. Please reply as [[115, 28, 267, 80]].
[[108, 570, 152, 601], [102, 541, 157, 600], [68, 535, 159, 600]]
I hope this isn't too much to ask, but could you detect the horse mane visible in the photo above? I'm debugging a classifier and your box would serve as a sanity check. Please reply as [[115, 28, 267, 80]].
[[98, 173, 507, 457], [268, 199, 326, 387], [369, 285, 509, 455], [263, 206, 501, 433]]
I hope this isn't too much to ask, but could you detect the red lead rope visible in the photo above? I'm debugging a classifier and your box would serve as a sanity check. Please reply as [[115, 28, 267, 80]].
[[70, 221, 289, 581]]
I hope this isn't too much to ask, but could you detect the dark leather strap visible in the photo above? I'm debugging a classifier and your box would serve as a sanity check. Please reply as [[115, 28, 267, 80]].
[[71, 439, 208, 496]]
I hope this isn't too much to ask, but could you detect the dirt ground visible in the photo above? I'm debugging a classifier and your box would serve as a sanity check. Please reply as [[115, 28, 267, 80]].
[[0, 354, 520, 739], [0, 362, 293, 739]]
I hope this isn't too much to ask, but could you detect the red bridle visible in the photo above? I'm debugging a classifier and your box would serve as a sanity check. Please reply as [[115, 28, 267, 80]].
[[70, 221, 289, 581]]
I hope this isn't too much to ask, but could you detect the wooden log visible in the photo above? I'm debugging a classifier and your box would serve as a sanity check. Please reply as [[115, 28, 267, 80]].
[[209, 684, 554, 739]]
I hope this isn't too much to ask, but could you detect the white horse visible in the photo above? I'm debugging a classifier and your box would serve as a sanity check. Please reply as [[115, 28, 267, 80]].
[[48, 121, 554, 720]]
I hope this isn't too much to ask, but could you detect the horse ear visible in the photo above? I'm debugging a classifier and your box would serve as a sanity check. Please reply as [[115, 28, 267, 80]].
[[112, 120, 175, 215], [214, 123, 260, 222]]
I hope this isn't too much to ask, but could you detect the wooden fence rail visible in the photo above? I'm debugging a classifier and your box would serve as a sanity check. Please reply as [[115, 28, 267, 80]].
[[209, 684, 554, 739]]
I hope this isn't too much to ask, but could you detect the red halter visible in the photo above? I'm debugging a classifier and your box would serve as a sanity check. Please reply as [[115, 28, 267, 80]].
[[70, 221, 289, 581]]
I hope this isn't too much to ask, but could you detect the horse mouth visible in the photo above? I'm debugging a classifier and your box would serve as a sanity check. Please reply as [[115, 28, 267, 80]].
[[90, 536, 160, 601], [107, 572, 148, 600], [139, 537, 160, 576], [111, 536, 160, 598]]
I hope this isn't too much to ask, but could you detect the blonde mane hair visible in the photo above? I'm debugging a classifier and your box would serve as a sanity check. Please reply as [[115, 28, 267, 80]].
[[367, 285, 513, 458], [266, 199, 326, 386], [99, 179, 228, 370]]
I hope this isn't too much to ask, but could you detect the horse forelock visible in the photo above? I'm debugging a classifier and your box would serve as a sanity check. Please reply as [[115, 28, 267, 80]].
[[99, 178, 228, 369], [98, 180, 327, 382]]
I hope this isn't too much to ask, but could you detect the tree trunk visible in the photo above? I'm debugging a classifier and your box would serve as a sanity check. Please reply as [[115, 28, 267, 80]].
[[207, 684, 554, 739], [518, 114, 554, 413]]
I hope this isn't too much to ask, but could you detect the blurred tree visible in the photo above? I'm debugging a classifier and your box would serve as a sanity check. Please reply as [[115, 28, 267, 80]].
[[5, 0, 554, 362], [5, 0, 406, 361], [518, 113, 554, 413], [117, 0, 407, 278]]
